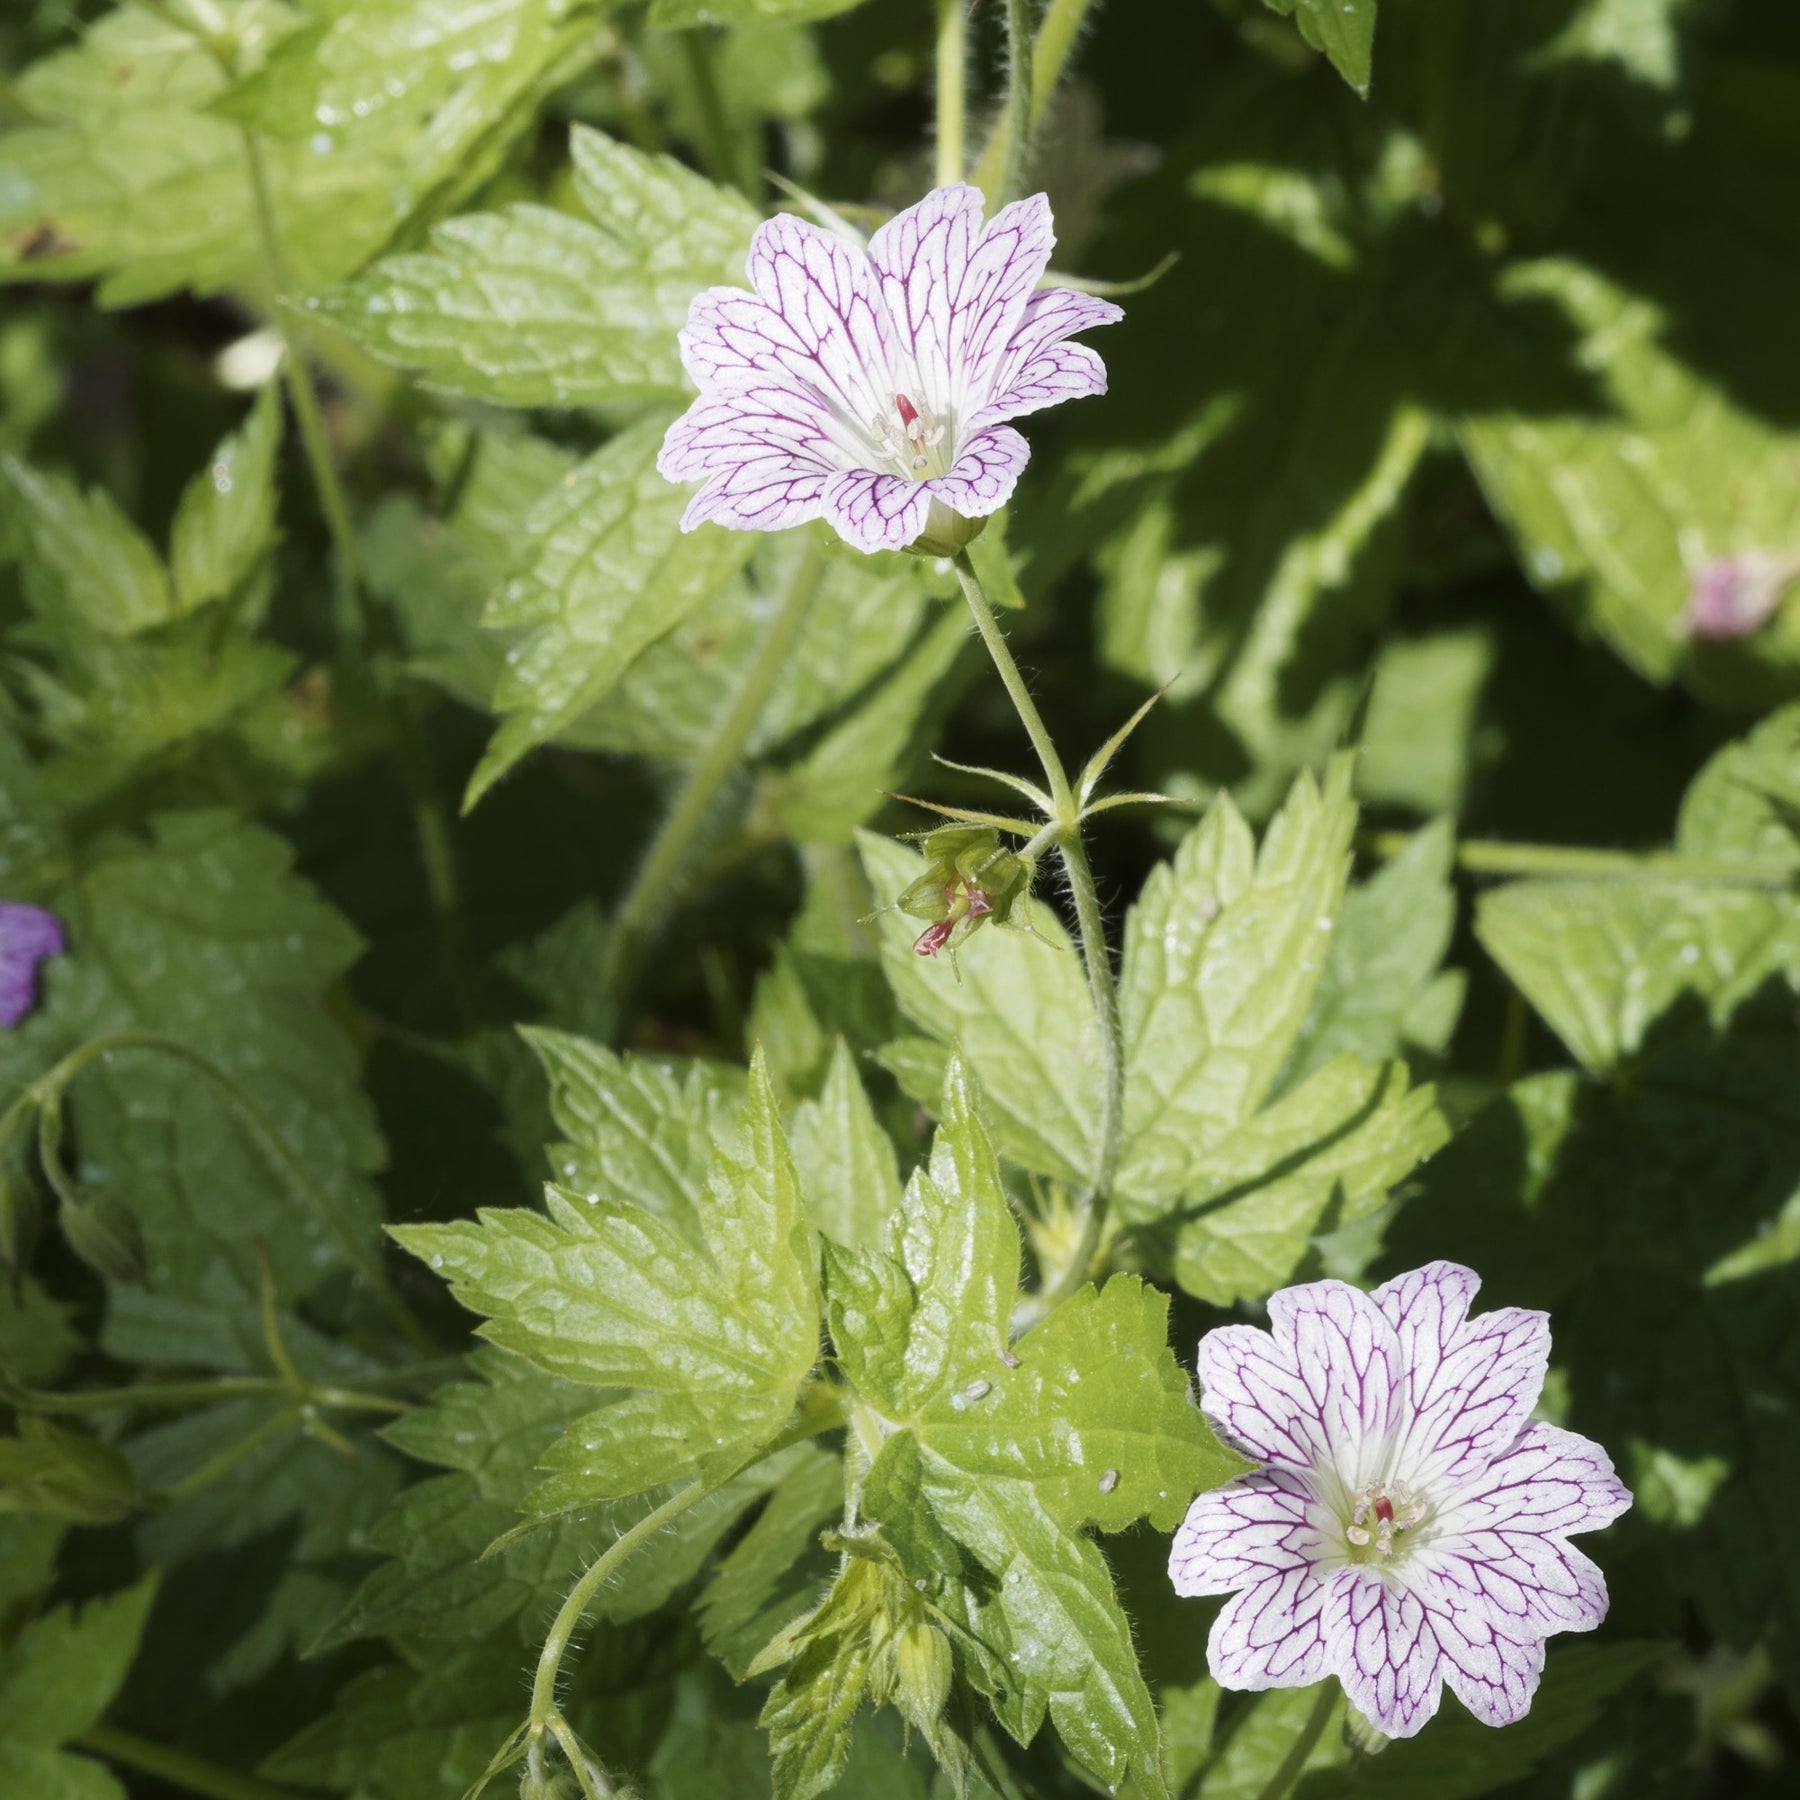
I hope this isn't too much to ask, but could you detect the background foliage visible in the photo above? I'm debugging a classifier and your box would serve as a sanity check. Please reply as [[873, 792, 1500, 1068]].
[[2, 1, 1798, 1797]]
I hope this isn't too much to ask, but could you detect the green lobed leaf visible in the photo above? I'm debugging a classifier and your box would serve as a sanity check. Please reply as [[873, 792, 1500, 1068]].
[[857, 831, 1100, 1187], [1165, 1053, 1450, 1306], [0, 1418, 138, 1525], [1283, 818, 1462, 1085], [464, 414, 756, 807], [790, 1039, 903, 1253], [313, 124, 756, 408], [1477, 878, 1800, 1076], [831, 1059, 1244, 1798], [397, 1050, 819, 1503], [525, 1026, 745, 1244], [1117, 757, 1358, 1203]]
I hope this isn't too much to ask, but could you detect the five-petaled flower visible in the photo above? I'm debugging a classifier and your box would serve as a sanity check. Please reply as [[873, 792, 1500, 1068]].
[[0, 900, 64, 1028], [658, 184, 1121, 556], [1169, 1262, 1631, 1738]]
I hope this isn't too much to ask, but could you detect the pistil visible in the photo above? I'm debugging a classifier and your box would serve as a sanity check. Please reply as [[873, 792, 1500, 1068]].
[[1346, 1480, 1427, 1559]]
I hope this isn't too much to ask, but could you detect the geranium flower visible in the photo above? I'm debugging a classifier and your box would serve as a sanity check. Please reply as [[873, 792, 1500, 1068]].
[[0, 901, 64, 1028], [658, 184, 1121, 556], [1168, 1262, 1631, 1738]]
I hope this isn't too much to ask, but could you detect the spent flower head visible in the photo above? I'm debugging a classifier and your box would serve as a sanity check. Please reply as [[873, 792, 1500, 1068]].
[[1684, 551, 1800, 641], [895, 825, 1035, 959], [658, 184, 1121, 556], [1169, 1262, 1631, 1738], [0, 901, 64, 1028]]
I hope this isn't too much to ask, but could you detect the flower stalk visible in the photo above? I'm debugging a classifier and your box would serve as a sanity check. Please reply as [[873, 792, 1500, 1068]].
[[1252, 1682, 1340, 1800], [935, 0, 968, 186], [952, 552, 1124, 1292]]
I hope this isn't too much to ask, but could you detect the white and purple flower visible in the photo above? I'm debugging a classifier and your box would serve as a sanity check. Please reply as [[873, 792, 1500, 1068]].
[[0, 901, 64, 1028], [1169, 1262, 1631, 1739], [657, 184, 1121, 556]]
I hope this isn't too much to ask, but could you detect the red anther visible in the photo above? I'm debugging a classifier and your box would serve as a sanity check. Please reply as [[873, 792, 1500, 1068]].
[[895, 393, 921, 428], [1374, 1496, 1395, 1526], [913, 919, 956, 958]]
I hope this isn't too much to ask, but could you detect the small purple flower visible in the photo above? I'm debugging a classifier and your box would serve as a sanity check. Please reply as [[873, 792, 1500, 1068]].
[[1685, 552, 1799, 641], [0, 901, 64, 1028], [657, 184, 1121, 556], [1169, 1263, 1631, 1739]]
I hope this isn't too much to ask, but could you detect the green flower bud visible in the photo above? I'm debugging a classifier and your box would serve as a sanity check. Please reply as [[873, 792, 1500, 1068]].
[[896, 826, 1034, 960], [906, 499, 989, 560], [58, 1192, 147, 1287], [894, 1615, 954, 1732]]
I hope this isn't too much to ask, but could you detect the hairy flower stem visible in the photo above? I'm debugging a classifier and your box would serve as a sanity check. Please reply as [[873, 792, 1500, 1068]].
[[29, 1031, 436, 1354], [77, 1724, 303, 1800], [971, 0, 1099, 197], [238, 126, 475, 1026], [935, 0, 968, 186], [1363, 828, 1799, 889], [953, 553, 1123, 1291], [527, 1478, 712, 1782], [1252, 1681, 1339, 1800], [601, 537, 827, 1026]]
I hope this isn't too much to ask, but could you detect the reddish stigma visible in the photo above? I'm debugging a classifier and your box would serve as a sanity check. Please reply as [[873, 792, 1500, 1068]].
[[895, 393, 921, 428], [913, 919, 955, 958], [1374, 1496, 1395, 1526]]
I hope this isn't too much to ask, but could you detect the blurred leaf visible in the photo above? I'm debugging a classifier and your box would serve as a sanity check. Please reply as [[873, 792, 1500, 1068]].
[[0, 1571, 155, 1800], [1460, 259, 1800, 693], [0, 0, 600, 305], [465, 414, 754, 807], [1262, 0, 1377, 97], [1, 452, 172, 636], [647, 0, 869, 25], [168, 383, 282, 613], [314, 124, 756, 407], [0, 1418, 138, 1524], [398, 1051, 819, 1505]]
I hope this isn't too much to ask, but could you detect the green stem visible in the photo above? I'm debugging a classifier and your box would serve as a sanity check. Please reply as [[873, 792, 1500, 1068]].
[[33, 1032, 435, 1353], [680, 31, 756, 202], [935, 0, 968, 186], [952, 553, 1123, 1291], [1362, 830, 1799, 888], [5, 1374, 407, 1416], [160, 1408, 295, 1503], [601, 537, 827, 1018], [527, 1478, 712, 1779], [240, 127, 475, 1025], [76, 1724, 302, 1800], [1252, 1681, 1339, 1800]]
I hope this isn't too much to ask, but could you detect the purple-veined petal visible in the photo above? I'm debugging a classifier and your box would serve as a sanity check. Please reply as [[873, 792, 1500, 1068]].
[[1169, 1469, 1330, 1597], [1424, 1590, 1547, 1727], [1267, 1279, 1405, 1491], [1374, 1261, 1550, 1490], [971, 286, 1122, 432], [0, 901, 64, 1029], [1425, 1530, 1610, 1638], [1208, 1565, 1335, 1690], [1325, 1567, 1446, 1738], [925, 426, 1029, 520], [821, 469, 932, 555], [868, 186, 1055, 427], [682, 462, 831, 536], [1196, 1322, 1336, 1474], [1439, 1420, 1633, 1537], [659, 381, 846, 484]]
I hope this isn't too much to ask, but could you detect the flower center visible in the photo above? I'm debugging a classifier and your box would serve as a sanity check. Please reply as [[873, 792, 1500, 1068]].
[[869, 392, 951, 482], [1345, 1480, 1428, 1561]]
